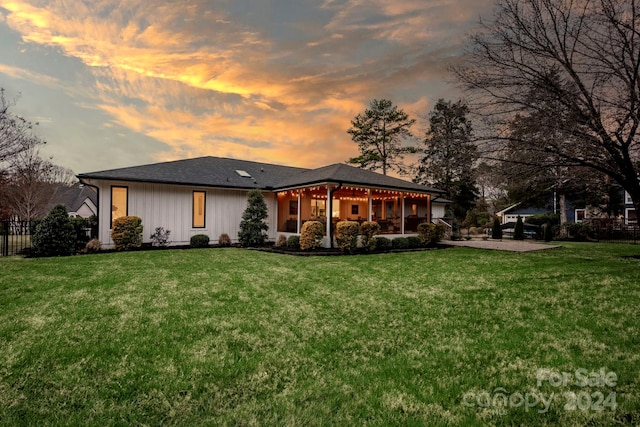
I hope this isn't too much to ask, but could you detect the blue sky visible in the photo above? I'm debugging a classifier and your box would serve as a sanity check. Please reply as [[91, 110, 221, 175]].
[[0, 0, 494, 175]]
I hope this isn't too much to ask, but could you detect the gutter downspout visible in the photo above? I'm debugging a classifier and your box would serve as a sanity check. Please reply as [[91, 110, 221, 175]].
[[78, 178, 99, 239], [328, 182, 343, 248]]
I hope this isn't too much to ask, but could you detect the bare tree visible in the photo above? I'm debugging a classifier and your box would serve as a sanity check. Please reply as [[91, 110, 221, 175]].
[[455, 0, 640, 217], [0, 88, 44, 166], [4, 147, 76, 221]]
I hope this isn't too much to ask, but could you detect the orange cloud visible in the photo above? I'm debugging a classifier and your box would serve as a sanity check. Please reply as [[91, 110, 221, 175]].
[[1, 0, 485, 171]]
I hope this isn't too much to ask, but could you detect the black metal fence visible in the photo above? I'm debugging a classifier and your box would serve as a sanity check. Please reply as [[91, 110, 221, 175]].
[[592, 225, 640, 244], [0, 220, 36, 256]]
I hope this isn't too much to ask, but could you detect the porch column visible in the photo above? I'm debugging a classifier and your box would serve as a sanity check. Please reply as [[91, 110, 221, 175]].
[[296, 190, 301, 233], [401, 192, 405, 234], [368, 189, 372, 221], [427, 194, 432, 223], [326, 184, 332, 239]]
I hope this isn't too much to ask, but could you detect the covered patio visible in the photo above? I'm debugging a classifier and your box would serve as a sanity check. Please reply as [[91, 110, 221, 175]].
[[270, 163, 443, 246], [276, 184, 434, 237]]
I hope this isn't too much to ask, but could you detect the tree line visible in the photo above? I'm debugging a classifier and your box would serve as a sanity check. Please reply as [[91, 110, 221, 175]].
[[347, 0, 640, 227]]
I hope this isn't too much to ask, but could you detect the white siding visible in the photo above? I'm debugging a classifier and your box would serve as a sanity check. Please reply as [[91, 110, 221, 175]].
[[91, 180, 277, 248], [432, 203, 446, 219]]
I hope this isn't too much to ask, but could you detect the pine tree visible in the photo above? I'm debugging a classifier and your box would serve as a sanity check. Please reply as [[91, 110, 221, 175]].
[[491, 217, 502, 240], [415, 99, 478, 218], [238, 190, 269, 247], [347, 99, 415, 176], [514, 215, 525, 240]]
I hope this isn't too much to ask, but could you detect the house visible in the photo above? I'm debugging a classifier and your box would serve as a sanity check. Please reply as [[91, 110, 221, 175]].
[[77, 156, 444, 248], [498, 188, 637, 226], [496, 203, 558, 225], [53, 186, 98, 218], [624, 191, 637, 225]]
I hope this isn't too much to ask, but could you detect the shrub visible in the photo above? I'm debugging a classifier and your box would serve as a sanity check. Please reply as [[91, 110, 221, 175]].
[[375, 236, 392, 251], [218, 233, 232, 247], [565, 223, 593, 241], [417, 223, 447, 245], [527, 213, 560, 227], [111, 216, 143, 251], [275, 234, 288, 247], [84, 238, 101, 253], [238, 190, 269, 247], [391, 237, 409, 249], [407, 236, 423, 249], [359, 221, 380, 252], [492, 217, 503, 240], [335, 221, 360, 254], [286, 235, 300, 250], [543, 222, 553, 242], [150, 227, 171, 247], [300, 221, 324, 250], [70, 216, 91, 251], [514, 216, 525, 240], [190, 234, 210, 248], [32, 205, 76, 257]]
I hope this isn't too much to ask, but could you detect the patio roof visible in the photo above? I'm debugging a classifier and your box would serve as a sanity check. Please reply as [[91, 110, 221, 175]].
[[274, 163, 443, 193], [78, 156, 444, 194]]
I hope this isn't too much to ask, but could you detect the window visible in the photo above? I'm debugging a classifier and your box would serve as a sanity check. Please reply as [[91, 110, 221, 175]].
[[111, 186, 128, 228], [311, 199, 325, 218], [575, 209, 586, 223], [332, 199, 340, 218], [193, 191, 206, 228]]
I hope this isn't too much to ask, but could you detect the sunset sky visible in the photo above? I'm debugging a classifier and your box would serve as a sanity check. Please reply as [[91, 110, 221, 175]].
[[0, 0, 495, 175]]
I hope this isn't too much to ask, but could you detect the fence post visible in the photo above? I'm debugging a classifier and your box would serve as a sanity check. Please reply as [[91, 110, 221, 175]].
[[1, 221, 8, 257]]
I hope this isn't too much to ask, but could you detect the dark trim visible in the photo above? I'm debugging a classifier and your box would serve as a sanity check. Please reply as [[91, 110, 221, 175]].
[[110, 186, 128, 229], [76, 175, 265, 192], [76, 175, 444, 195], [273, 180, 444, 195], [78, 179, 100, 238], [192, 190, 206, 229]]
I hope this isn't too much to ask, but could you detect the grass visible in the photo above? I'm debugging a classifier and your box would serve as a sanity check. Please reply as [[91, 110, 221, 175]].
[[0, 235, 31, 256], [0, 243, 639, 426]]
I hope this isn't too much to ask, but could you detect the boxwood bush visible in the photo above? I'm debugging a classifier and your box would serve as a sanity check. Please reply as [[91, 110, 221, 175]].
[[417, 223, 446, 245], [375, 236, 392, 251], [111, 216, 143, 251], [407, 236, 423, 249], [300, 221, 324, 250], [286, 235, 300, 250], [391, 237, 409, 249], [32, 205, 76, 257], [190, 234, 210, 248], [359, 221, 381, 252], [335, 221, 360, 254]]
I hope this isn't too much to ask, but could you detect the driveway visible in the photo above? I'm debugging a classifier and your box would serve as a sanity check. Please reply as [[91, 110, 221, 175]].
[[443, 239, 561, 252]]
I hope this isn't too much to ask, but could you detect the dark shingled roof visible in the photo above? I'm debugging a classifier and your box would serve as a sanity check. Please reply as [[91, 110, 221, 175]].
[[78, 157, 309, 190], [78, 156, 443, 194], [55, 186, 97, 212], [274, 163, 442, 193]]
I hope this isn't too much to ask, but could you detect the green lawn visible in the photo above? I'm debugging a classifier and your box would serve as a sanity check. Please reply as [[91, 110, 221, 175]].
[[0, 243, 639, 426]]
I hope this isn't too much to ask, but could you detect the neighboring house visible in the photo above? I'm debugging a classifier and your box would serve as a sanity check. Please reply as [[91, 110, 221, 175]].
[[53, 186, 98, 218], [496, 203, 559, 225], [77, 156, 444, 248], [498, 187, 637, 226], [431, 197, 453, 220], [624, 191, 637, 225]]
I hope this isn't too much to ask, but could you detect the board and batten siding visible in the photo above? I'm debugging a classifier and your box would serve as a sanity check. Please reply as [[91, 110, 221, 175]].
[[432, 203, 446, 220], [95, 180, 277, 248]]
